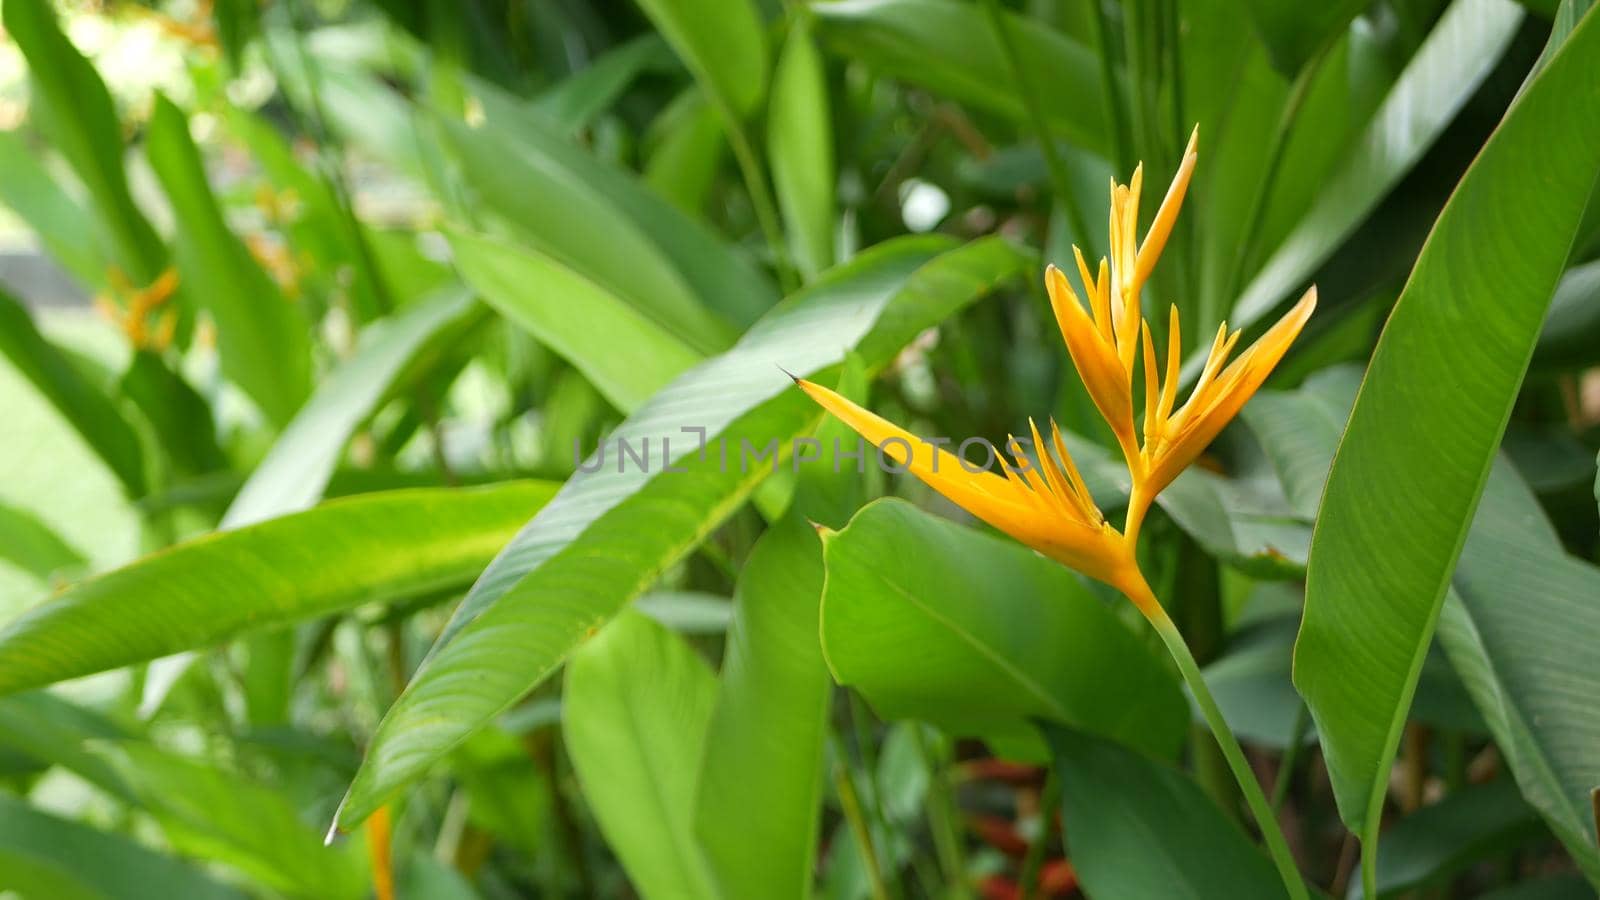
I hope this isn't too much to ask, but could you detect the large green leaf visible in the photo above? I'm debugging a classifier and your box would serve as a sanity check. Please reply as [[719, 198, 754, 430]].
[[1295, 0, 1600, 855], [693, 362, 863, 900], [1240, 0, 1368, 75], [1353, 779, 1543, 899], [440, 115, 736, 354], [0, 691, 130, 799], [144, 95, 312, 426], [0, 793, 245, 900], [1043, 725, 1289, 900], [821, 499, 1188, 759], [448, 229, 702, 412], [769, 22, 836, 280], [632, 0, 769, 119], [2, 0, 164, 281], [1435, 459, 1600, 883], [468, 80, 775, 328], [811, 0, 1111, 155], [1228, 0, 1524, 335], [1239, 365, 1362, 519], [0, 482, 557, 695], [102, 743, 368, 900], [1239, 364, 1600, 883], [563, 611, 720, 899], [224, 289, 482, 528], [0, 288, 145, 496], [334, 236, 1031, 827]]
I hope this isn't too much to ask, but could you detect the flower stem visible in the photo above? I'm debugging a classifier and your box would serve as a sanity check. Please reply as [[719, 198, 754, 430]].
[[1124, 577, 1307, 900]]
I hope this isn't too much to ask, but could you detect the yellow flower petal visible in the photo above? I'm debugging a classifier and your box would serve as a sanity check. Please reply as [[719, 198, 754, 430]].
[[1144, 286, 1317, 496], [1046, 265, 1137, 461], [1135, 126, 1198, 290], [794, 377, 1136, 587]]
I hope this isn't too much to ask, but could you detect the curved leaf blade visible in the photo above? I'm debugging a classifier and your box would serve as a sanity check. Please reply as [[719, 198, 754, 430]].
[[334, 236, 1030, 827], [448, 229, 703, 413], [811, 0, 1111, 155], [0, 288, 145, 496], [0, 482, 558, 695], [633, 0, 769, 118], [1043, 725, 1290, 900], [224, 289, 481, 528], [1294, 1, 1600, 844], [0, 793, 245, 900], [1229, 0, 1524, 334], [821, 499, 1189, 758], [145, 95, 312, 425], [563, 611, 720, 900], [769, 22, 836, 280]]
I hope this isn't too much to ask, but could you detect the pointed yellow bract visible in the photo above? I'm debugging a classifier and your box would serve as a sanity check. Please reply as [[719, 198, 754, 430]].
[[794, 123, 1314, 615], [792, 379, 1143, 597]]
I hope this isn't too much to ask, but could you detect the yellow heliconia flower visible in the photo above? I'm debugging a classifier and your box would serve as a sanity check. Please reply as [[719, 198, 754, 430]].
[[792, 379, 1147, 602], [796, 125, 1315, 613], [94, 265, 181, 352]]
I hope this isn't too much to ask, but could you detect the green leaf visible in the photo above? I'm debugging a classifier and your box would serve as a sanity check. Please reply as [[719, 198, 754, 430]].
[[1043, 725, 1289, 900], [2, 0, 165, 281], [633, 0, 769, 119], [0, 793, 245, 900], [448, 229, 703, 412], [1239, 365, 1362, 519], [530, 35, 675, 135], [811, 0, 1111, 155], [694, 361, 864, 899], [644, 90, 727, 216], [0, 691, 130, 799], [1240, 0, 1368, 76], [1295, 0, 1600, 851], [1229, 0, 1525, 335], [695, 518, 832, 898], [102, 743, 368, 900], [0, 482, 558, 695], [1435, 459, 1600, 883], [144, 95, 312, 426], [334, 236, 1030, 827], [1353, 780, 1543, 899], [469, 80, 776, 328], [769, 22, 836, 280], [563, 611, 720, 899], [0, 501, 84, 582], [224, 289, 482, 528], [0, 285, 145, 497], [821, 499, 1188, 759], [1534, 257, 1600, 368], [0, 129, 105, 287], [440, 114, 736, 354]]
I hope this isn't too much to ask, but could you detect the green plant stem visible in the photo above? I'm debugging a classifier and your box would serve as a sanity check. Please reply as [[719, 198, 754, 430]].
[[977, 0, 1093, 249], [1127, 579, 1307, 900], [1216, 46, 1327, 325], [1271, 703, 1311, 812], [913, 726, 970, 898], [1019, 771, 1059, 900], [724, 118, 799, 294], [835, 761, 892, 900]]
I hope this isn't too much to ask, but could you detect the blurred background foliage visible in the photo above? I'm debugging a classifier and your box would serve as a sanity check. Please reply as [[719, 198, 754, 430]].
[[0, 0, 1597, 897]]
